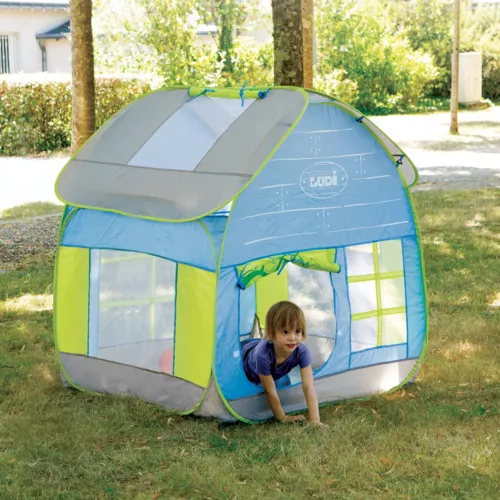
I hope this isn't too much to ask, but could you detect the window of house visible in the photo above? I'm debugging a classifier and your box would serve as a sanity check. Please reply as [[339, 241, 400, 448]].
[[0, 34, 17, 74]]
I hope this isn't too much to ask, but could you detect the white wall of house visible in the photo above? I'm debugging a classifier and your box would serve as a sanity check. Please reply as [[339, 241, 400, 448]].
[[45, 37, 70, 72], [0, 7, 69, 73]]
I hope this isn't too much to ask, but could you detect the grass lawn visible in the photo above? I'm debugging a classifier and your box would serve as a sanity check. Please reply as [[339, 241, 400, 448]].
[[1, 189, 499, 499]]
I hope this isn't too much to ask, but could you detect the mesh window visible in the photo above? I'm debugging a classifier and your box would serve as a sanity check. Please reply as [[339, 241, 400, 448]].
[[348, 239, 407, 353], [90, 250, 176, 373], [379, 240, 404, 273], [351, 317, 377, 352], [380, 278, 406, 309], [346, 244, 374, 276], [288, 265, 336, 371], [348, 280, 377, 315], [382, 314, 407, 345]]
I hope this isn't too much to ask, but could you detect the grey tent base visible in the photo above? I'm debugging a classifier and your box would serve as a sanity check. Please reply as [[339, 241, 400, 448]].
[[59, 354, 418, 422], [194, 377, 236, 421], [60, 352, 205, 414]]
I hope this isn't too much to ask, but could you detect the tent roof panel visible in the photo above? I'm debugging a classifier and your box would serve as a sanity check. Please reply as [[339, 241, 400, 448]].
[[56, 87, 308, 221]]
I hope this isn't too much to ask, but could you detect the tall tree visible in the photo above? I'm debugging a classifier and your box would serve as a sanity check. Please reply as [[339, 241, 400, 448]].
[[272, 0, 313, 87], [450, 0, 460, 134], [218, 0, 235, 74], [71, 0, 96, 153], [196, 0, 246, 77], [302, 0, 314, 88]]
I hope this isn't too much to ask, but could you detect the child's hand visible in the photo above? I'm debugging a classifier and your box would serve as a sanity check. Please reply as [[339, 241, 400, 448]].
[[309, 419, 328, 429], [280, 415, 306, 423]]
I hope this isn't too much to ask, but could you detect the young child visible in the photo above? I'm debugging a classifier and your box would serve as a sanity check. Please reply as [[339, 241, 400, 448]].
[[242, 301, 324, 425]]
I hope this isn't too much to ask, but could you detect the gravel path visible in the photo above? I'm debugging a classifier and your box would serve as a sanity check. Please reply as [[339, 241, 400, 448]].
[[0, 214, 61, 270]]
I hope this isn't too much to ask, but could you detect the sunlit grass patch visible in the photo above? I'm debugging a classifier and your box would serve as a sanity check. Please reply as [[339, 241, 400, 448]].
[[488, 292, 500, 307], [2, 293, 53, 312]]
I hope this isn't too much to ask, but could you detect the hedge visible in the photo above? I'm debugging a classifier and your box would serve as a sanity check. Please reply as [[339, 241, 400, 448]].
[[1, 60, 499, 156], [0, 74, 152, 156], [483, 53, 500, 101]]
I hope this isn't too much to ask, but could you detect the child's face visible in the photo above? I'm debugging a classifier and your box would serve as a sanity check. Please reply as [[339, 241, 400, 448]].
[[274, 324, 303, 354]]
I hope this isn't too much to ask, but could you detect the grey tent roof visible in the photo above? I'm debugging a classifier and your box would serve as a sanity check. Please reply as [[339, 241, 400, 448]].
[[56, 87, 308, 221], [56, 87, 418, 222]]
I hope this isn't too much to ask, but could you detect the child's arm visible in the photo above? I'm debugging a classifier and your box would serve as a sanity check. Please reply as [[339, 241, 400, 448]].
[[259, 375, 305, 422], [300, 365, 321, 422]]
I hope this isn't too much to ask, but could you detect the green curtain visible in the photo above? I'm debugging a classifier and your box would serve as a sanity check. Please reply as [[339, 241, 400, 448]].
[[236, 248, 340, 290]]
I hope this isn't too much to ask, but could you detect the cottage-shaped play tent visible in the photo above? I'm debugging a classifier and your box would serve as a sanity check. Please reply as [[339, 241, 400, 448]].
[[53, 86, 427, 422]]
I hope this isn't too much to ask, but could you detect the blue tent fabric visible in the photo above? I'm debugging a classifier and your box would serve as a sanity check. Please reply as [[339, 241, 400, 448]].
[[62, 209, 216, 272], [221, 103, 415, 268]]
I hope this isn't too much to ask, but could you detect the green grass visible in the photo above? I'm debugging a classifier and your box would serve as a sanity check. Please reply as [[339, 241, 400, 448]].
[[0, 202, 64, 221], [1, 189, 499, 499]]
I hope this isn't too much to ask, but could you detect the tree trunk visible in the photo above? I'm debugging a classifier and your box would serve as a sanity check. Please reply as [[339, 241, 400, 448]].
[[272, 0, 314, 88], [272, 0, 304, 86], [71, 0, 96, 153], [450, 0, 460, 135], [302, 0, 314, 89]]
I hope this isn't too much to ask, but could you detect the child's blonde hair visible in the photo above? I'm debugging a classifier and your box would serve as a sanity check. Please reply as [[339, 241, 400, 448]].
[[265, 301, 307, 342]]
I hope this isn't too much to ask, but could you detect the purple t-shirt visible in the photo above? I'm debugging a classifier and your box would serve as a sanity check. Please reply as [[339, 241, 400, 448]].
[[242, 340, 312, 385]]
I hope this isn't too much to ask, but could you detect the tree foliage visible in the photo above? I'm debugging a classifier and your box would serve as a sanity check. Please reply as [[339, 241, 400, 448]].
[[384, 0, 453, 97], [93, 0, 272, 88], [315, 0, 438, 113], [461, 4, 500, 100]]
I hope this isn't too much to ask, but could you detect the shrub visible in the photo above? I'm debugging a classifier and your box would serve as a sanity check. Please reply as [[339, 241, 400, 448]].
[[482, 52, 500, 101], [0, 75, 152, 156], [0, 79, 71, 156], [313, 69, 358, 104], [315, 0, 439, 114], [397, 0, 453, 98], [461, 5, 500, 101]]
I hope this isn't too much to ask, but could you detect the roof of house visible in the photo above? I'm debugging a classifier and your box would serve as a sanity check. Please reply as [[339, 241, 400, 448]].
[[0, 0, 69, 8], [36, 19, 69, 39]]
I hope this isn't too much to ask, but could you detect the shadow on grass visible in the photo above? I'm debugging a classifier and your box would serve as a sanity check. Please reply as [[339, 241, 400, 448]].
[[0, 264, 54, 300]]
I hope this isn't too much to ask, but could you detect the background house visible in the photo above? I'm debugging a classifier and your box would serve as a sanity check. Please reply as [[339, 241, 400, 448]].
[[1, 0, 271, 75], [0, 0, 71, 74]]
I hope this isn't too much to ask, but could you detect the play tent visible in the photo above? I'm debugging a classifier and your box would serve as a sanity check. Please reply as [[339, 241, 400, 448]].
[[53, 86, 427, 423]]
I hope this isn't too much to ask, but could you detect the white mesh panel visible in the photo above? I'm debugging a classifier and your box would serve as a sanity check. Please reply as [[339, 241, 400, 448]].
[[382, 314, 407, 345], [99, 253, 151, 303], [128, 96, 255, 171], [288, 265, 336, 370], [379, 240, 403, 273], [92, 250, 176, 373], [349, 280, 377, 315], [351, 317, 377, 352], [380, 278, 406, 309], [346, 243, 374, 276]]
